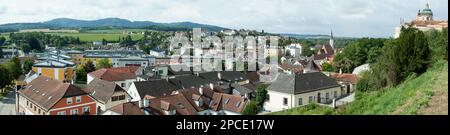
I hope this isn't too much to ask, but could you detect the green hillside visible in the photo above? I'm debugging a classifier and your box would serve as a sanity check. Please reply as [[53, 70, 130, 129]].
[[48, 33, 144, 42], [270, 60, 448, 115]]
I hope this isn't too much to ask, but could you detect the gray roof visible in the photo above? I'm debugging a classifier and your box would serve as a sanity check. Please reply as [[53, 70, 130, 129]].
[[133, 80, 179, 98], [268, 72, 340, 94]]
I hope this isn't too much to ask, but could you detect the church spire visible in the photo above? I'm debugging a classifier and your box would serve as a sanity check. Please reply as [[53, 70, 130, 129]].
[[329, 29, 334, 49]]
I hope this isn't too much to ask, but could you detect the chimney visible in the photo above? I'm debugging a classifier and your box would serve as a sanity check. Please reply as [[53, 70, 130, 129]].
[[143, 98, 150, 108], [199, 86, 204, 96], [209, 83, 214, 90]]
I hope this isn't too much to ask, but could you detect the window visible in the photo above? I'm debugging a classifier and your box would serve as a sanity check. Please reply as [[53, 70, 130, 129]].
[[111, 96, 119, 101], [121, 83, 125, 87], [76, 96, 81, 103], [34, 106, 36, 112], [83, 107, 90, 115], [326, 93, 330, 101], [71, 109, 78, 115], [334, 91, 337, 98], [57, 111, 66, 115], [30, 104, 33, 108], [26, 101, 29, 106], [38, 109, 41, 114], [118, 95, 126, 100], [67, 98, 73, 105], [308, 96, 313, 103], [298, 98, 303, 106], [283, 98, 288, 106]]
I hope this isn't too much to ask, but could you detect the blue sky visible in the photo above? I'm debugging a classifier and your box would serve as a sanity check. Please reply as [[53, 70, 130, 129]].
[[0, 0, 447, 37]]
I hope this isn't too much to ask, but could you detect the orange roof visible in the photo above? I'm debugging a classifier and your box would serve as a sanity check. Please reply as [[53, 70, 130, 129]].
[[329, 73, 358, 84], [88, 67, 139, 81]]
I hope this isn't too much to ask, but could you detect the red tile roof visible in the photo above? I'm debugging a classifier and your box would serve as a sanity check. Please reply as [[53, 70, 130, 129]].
[[88, 67, 139, 81], [108, 102, 145, 115], [18, 76, 88, 110], [329, 73, 358, 84]]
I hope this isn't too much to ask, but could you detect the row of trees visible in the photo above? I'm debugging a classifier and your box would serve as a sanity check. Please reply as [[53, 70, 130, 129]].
[[9, 32, 81, 53], [357, 27, 447, 91]]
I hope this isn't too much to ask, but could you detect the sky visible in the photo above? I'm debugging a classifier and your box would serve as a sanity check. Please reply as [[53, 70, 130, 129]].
[[0, 0, 448, 37]]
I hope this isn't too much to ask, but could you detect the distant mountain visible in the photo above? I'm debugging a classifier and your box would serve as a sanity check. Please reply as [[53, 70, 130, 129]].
[[0, 18, 227, 32]]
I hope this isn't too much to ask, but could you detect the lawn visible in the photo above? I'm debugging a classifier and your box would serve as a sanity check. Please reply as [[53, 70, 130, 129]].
[[49, 33, 144, 42], [85, 29, 151, 34]]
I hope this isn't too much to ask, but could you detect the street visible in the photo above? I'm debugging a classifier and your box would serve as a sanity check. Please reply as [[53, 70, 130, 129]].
[[0, 91, 16, 115]]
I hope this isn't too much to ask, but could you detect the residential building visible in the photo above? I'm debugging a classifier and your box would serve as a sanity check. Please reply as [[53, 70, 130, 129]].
[[87, 67, 139, 90], [127, 79, 179, 101], [114, 57, 150, 67], [102, 102, 147, 115], [285, 43, 302, 57], [264, 72, 342, 112], [83, 78, 131, 114], [329, 73, 358, 95], [17, 76, 96, 115]]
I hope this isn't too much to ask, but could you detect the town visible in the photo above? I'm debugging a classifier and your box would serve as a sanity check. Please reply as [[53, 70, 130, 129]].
[[0, 3, 447, 116]]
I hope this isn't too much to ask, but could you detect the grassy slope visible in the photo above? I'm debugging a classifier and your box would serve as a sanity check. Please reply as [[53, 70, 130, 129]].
[[49, 33, 144, 42], [270, 60, 448, 115]]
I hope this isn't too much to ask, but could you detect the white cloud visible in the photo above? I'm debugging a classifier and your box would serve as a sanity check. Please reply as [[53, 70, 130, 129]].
[[0, 0, 447, 37]]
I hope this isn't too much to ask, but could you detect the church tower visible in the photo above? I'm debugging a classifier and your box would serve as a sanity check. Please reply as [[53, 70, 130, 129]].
[[329, 30, 334, 49]]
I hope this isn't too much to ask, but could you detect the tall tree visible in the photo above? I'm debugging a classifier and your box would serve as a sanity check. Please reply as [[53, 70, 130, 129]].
[[76, 65, 87, 84], [84, 60, 96, 73], [255, 84, 269, 106], [0, 36, 5, 46], [96, 58, 112, 69], [22, 58, 34, 74]]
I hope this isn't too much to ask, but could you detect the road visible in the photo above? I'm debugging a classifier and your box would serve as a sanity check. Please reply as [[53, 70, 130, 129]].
[[0, 91, 16, 115]]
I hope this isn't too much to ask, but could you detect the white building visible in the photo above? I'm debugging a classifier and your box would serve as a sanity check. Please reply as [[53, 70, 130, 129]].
[[285, 44, 302, 57], [264, 72, 343, 112]]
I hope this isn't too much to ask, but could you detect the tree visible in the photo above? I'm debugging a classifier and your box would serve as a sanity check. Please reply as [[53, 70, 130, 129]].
[[84, 60, 96, 73], [21, 44, 31, 54], [395, 27, 430, 78], [22, 58, 34, 74], [76, 65, 87, 84], [3, 57, 22, 79], [321, 62, 335, 72], [0, 48, 3, 59], [102, 38, 107, 45], [0, 36, 5, 46], [0, 65, 13, 89], [301, 43, 314, 57], [255, 84, 268, 106], [28, 37, 42, 51], [96, 58, 112, 69], [241, 101, 259, 115]]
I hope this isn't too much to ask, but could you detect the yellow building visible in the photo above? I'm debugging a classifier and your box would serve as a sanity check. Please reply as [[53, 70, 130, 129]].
[[32, 59, 76, 83], [80, 56, 115, 66]]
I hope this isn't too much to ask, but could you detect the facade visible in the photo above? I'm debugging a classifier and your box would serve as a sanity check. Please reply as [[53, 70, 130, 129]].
[[394, 3, 448, 38], [83, 78, 131, 113], [32, 59, 76, 83], [264, 72, 342, 112], [17, 76, 96, 115], [285, 44, 302, 57], [114, 57, 150, 67]]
